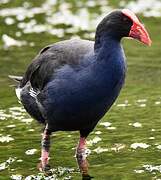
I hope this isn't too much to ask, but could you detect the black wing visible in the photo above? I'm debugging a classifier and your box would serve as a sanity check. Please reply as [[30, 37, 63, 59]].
[[20, 39, 94, 90]]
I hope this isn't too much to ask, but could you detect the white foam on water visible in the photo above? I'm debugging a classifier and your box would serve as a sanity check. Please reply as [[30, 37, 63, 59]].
[[0, 0, 10, 4], [15, 31, 22, 37], [2, 34, 27, 48], [5, 157, 15, 163], [4, 17, 15, 25], [48, 29, 64, 37], [0, 162, 6, 171], [155, 101, 161, 105], [46, 7, 91, 30], [95, 131, 102, 135], [10, 175, 22, 180], [139, 104, 146, 107], [6, 124, 16, 128], [116, 103, 128, 107], [17, 19, 65, 37], [87, 136, 102, 146], [130, 143, 150, 149], [0, 0, 111, 36], [134, 169, 144, 174], [0, 0, 160, 45], [135, 99, 147, 107], [21, 118, 33, 124], [9, 107, 25, 112], [86, 0, 97, 7], [156, 145, 161, 150], [149, 137, 155, 140], [93, 146, 108, 154], [111, 144, 126, 152], [0, 110, 12, 120], [100, 121, 111, 127], [0, 7, 44, 17], [25, 149, 37, 155], [100, 122, 116, 130], [107, 126, 116, 130], [124, 0, 161, 17], [136, 99, 147, 103], [129, 122, 142, 128], [0, 157, 16, 171], [10, 111, 22, 116], [143, 164, 161, 173], [116, 100, 131, 107], [0, 135, 14, 143]]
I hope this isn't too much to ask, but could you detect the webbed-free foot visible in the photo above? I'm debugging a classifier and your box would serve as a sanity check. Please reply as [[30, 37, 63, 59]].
[[82, 174, 94, 180], [38, 162, 52, 175]]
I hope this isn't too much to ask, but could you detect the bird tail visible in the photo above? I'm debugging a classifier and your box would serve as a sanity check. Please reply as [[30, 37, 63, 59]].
[[8, 75, 23, 100], [8, 75, 23, 82]]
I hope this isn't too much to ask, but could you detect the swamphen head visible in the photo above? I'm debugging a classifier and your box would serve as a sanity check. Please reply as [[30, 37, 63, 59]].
[[95, 9, 151, 46]]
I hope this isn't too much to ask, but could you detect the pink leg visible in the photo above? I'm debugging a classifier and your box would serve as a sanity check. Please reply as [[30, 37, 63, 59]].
[[38, 125, 51, 172], [76, 137, 89, 176]]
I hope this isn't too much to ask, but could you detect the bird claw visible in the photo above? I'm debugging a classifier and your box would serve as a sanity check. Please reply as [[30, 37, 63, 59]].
[[82, 174, 94, 180], [37, 163, 52, 175]]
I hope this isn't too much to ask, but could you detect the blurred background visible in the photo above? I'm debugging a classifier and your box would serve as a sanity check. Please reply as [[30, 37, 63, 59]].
[[0, 0, 161, 179]]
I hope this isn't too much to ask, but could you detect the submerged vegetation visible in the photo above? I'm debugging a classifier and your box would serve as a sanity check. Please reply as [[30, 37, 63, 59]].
[[0, 0, 161, 179]]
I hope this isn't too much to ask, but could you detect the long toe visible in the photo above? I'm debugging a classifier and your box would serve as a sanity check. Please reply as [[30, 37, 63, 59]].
[[43, 164, 52, 176], [82, 174, 94, 180], [38, 163, 51, 175], [38, 162, 43, 172]]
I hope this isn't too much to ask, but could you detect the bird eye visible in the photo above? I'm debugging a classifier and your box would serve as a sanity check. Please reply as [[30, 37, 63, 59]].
[[123, 16, 129, 22]]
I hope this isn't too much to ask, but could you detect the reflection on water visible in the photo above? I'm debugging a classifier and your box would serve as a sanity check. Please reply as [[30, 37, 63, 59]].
[[0, 0, 161, 179]]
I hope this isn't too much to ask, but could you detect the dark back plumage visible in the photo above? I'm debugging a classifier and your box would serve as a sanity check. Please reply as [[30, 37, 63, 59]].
[[20, 39, 94, 90]]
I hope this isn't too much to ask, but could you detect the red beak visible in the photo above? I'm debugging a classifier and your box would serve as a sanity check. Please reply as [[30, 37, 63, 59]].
[[122, 9, 152, 46], [129, 22, 152, 46]]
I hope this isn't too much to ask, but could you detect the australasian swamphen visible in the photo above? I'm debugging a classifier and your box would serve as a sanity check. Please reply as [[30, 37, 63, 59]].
[[10, 9, 151, 177]]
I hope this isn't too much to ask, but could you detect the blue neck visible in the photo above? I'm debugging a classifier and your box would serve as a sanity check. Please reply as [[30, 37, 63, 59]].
[[94, 35, 122, 64], [92, 34, 126, 86], [94, 32, 121, 52]]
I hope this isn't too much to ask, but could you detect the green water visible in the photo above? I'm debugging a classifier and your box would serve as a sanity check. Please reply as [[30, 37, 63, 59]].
[[0, 0, 161, 179]]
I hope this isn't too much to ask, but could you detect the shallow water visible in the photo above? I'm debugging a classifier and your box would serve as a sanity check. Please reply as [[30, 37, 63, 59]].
[[0, 0, 161, 179]]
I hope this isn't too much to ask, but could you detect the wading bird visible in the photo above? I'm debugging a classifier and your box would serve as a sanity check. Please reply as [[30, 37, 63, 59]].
[[10, 9, 151, 179]]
